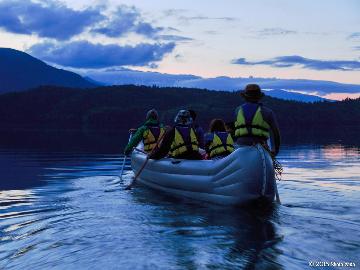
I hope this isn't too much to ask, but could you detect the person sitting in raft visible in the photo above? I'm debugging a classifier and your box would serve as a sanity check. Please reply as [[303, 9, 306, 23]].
[[188, 109, 205, 149], [149, 110, 202, 160], [124, 109, 165, 156], [234, 84, 281, 156], [204, 119, 234, 159]]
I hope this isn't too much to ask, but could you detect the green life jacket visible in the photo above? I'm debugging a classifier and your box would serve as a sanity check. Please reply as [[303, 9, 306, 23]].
[[208, 132, 234, 158], [169, 126, 199, 157], [235, 105, 270, 139]]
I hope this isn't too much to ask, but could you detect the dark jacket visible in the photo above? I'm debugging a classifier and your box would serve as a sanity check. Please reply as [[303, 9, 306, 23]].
[[193, 123, 205, 148], [149, 124, 202, 160], [234, 102, 281, 155]]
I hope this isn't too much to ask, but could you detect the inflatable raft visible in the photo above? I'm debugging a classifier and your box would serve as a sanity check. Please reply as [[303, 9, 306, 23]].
[[131, 144, 276, 205]]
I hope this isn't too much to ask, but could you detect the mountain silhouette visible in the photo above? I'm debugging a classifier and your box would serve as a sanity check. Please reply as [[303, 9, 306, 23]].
[[0, 48, 95, 93], [2, 48, 359, 102], [86, 69, 360, 102], [263, 89, 330, 102]]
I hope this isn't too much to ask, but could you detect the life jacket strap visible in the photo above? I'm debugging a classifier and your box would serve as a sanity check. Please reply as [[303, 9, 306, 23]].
[[208, 144, 234, 152], [235, 124, 269, 132], [170, 142, 198, 152], [144, 140, 157, 146]]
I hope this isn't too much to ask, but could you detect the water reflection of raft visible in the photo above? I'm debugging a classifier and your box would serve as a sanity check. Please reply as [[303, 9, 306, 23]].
[[131, 144, 275, 205]]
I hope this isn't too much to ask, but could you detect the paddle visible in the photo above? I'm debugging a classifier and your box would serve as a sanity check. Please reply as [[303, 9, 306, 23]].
[[120, 130, 136, 181], [125, 128, 167, 190], [258, 143, 282, 204], [119, 155, 128, 181], [275, 182, 281, 204], [271, 152, 282, 204], [269, 150, 282, 204]]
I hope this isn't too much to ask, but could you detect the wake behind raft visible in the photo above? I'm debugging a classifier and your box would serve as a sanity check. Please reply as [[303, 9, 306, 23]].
[[130, 144, 277, 206]]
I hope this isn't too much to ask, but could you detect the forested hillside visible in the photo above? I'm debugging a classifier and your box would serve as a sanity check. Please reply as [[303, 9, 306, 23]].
[[0, 84, 359, 136]]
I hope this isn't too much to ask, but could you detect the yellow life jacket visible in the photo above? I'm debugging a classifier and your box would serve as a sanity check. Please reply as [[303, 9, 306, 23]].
[[208, 132, 234, 158], [235, 105, 270, 139], [169, 126, 199, 157], [143, 126, 165, 152]]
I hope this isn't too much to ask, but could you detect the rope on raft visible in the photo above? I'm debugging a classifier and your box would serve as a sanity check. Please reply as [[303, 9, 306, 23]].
[[259, 142, 283, 181], [273, 158, 283, 181]]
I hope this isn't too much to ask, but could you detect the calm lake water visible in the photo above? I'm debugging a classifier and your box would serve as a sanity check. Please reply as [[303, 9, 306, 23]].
[[0, 144, 359, 269]]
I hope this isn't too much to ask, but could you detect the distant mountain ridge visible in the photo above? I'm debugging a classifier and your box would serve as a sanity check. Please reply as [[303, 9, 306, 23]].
[[175, 76, 360, 94], [263, 89, 331, 102], [86, 69, 360, 102], [1, 48, 359, 102], [85, 68, 201, 87], [0, 48, 95, 93]]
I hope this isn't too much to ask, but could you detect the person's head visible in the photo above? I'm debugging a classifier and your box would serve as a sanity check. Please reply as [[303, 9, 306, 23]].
[[209, 119, 226, 133], [240, 84, 264, 102], [146, 109, 158, 121], [188, 109, 197, 121], [174, 110, 192, 125]]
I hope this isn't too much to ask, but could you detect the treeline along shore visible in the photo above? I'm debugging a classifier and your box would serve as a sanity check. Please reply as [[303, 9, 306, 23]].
[[0, 85, 359, 148]]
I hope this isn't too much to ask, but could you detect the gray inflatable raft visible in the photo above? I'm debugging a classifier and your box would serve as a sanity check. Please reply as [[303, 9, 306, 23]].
[[131, 144, 276, 205]]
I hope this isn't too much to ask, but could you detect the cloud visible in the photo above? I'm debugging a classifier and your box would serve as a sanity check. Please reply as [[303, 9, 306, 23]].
[[0, 1, 169, 40], [91, 7, 193, 41], [256, 28, 297, 37], [28, 40, 175, 68], [157, 35, 193, 42], [178, 15, 235, 22], [163, 10, 235, 23], [166, 27, 180, 32], [232, 55, 360, 71], [92, 6, 163, 38], [0, 0, 103, 40], [135, 22, 163, 37], [204, 30, 217, 35], [348, 32, 360, 40], [163, 9, 188, 17]]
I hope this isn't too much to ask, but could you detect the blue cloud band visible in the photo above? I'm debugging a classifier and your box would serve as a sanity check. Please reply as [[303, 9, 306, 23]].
[[0, 1, 177, 40], [0, 0, 103, 40], [28, 41, 175, 68], [91, 6, 163, 38], [232, 55, 360, 71]]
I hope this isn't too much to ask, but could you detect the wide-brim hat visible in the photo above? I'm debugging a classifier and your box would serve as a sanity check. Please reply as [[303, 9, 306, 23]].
[[240, 84, 264, 100]]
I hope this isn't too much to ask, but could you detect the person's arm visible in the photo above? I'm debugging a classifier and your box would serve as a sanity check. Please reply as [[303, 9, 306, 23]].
[[269, 111, 281, 156], [148, 128, 174, 160], [227, 106, 240, 138], [204, 133, 213, 154], [124, 127, 145, 155]]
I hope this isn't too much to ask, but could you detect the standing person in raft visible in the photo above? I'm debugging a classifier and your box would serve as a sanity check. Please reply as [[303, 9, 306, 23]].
[[204, 119, 234, 159], [234, 84, 281, 156], [124, 109, 165, 156], [149, 110, 202, 160]]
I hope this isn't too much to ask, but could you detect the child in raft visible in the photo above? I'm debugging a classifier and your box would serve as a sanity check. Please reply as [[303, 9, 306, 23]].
[[204, 119, 235, 160]]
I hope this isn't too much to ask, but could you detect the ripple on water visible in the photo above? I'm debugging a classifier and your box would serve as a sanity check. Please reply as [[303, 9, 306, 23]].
[[0, 146, 359, 269]]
